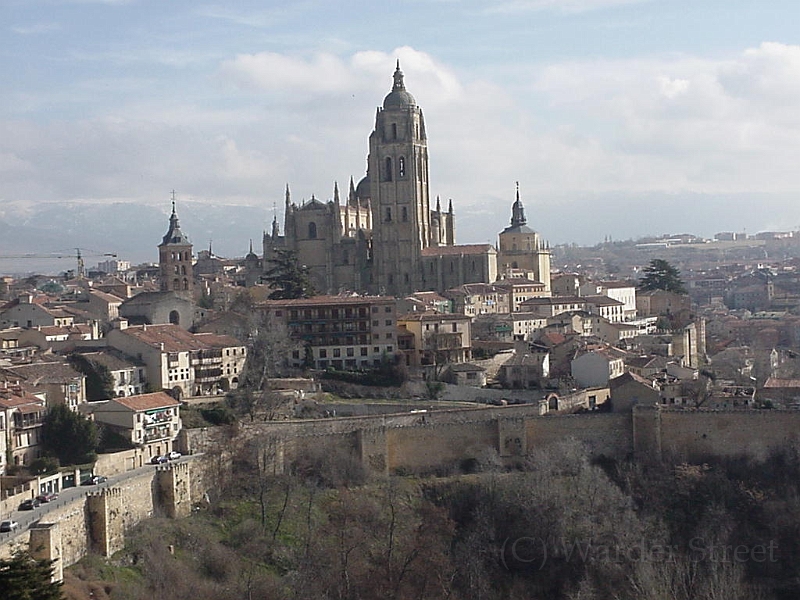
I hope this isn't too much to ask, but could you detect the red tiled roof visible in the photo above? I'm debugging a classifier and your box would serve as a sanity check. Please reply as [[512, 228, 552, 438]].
[[113, 391, 180, 411], [120, 324, 215, 352], [193, 332, 244, 348]]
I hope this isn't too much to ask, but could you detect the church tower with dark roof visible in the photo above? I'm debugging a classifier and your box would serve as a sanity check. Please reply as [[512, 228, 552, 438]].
[[158, 195, 194, 297], [497, 183, 551, 292]]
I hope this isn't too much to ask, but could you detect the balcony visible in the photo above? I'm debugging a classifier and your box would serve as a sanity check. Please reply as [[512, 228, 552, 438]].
[[143, 423, 174, 442]]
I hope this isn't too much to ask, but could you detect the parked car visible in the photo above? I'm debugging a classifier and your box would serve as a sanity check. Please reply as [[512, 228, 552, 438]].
[[0, 519, 19, 533], [81, 475, 108, 486], [19, 498, 40, 510], [36, 492, 59, 503], [167, 451, 182, 460], [150, 455, 168, 465]]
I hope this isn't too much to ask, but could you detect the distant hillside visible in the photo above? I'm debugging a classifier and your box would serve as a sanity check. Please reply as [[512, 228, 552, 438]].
[[0, 201, 270, 275]]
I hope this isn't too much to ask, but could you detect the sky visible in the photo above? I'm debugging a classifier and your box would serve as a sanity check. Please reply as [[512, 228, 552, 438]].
[[2, 0, 800, 263]]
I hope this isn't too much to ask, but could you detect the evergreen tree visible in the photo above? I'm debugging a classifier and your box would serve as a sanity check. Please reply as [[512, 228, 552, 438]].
[[66, 353, 115, 401], [263, 249, 315, 299], [0, 552, 63, 600], [638, 258, 687, 294], [41, 403, 99, 466]]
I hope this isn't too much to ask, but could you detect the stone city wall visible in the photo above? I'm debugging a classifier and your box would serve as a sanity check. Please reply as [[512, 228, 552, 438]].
[[0, 460, 204, 577], [657, 408, 800, 462], [8, 403, 800, 578]]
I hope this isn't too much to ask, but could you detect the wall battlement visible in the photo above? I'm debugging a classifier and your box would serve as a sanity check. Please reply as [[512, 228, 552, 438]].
[[9, 403, 800, 580]]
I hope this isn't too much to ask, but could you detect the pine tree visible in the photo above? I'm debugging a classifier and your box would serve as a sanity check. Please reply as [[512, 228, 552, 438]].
[[41, 403, 99, 466], [66, 353, 115, 401], [263, 249, 315, 299], [638, 259, 687, 294], [0, 552, 63, 600]]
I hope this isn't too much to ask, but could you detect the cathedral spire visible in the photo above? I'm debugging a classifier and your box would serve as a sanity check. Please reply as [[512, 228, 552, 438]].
[[271, 214, 279, 239], [393, 60, 405, 91], [436, 196, 441, 213], [285, 183, 291, 207], [510, 181, 527, 227], [448, 198, 453, 214]]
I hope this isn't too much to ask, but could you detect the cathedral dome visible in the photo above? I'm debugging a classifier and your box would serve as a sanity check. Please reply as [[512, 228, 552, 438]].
[[355, 175, 371, 200], [382, 61, 416, 109], [383, 89, 416, 109]]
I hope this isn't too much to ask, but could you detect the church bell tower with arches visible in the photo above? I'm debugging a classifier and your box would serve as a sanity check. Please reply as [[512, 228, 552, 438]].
[[158, 193, 194, 298], [368, 61, 443, 296]]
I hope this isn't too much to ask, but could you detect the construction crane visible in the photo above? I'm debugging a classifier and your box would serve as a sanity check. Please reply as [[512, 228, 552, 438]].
[[0, 248, 117, 278]]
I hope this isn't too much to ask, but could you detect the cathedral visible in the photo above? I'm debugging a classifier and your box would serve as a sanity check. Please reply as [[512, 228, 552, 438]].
[[263, 62, 551, 297]]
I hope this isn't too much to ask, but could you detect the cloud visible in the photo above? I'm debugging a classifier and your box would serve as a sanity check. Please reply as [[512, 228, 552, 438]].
[[216, 46, 462, 103], [2, 43, 800, 251]]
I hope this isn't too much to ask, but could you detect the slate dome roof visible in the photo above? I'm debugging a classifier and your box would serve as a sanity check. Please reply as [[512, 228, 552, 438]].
[[383, 61, 415, 109]]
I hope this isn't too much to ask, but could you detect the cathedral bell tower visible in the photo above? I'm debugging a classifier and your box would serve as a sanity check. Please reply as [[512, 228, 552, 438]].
[[368, 61, 432, 296], [158, 194, 194, 297]]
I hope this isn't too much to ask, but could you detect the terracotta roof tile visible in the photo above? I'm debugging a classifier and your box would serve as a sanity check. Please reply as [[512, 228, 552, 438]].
[[113, 391, 180, 411]]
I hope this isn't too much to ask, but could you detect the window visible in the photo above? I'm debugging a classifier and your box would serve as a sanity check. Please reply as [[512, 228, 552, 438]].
[[360, 348, 368, 356], [402, 206, 408, 221], [319, 349, 327, 358], [398, 156, 405, 177], [333, 348, 341, 357], [385, 320, 392, 326], [385, 207, 392, 222], [346, 348, 354, 357], [308, 222, 317, 239], [452, 323, 458, 332], [373, 320, 379, 326], [385, 157, 393, 181], [385, 306, 391, 313], [391, 123, 397, 139]]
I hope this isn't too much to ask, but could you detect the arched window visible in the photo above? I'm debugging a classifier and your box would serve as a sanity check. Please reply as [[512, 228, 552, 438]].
[[181, 265, 186, 275], [183, 279, 189, 290], [385, 157, 392, 181], [402, 206, 408, 222], [173, 278, 180, 289], [308, 222, 317, 239], [398, 156, 405, 177], [391, 123, 397, 139], [169, 310, 180, 325]]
